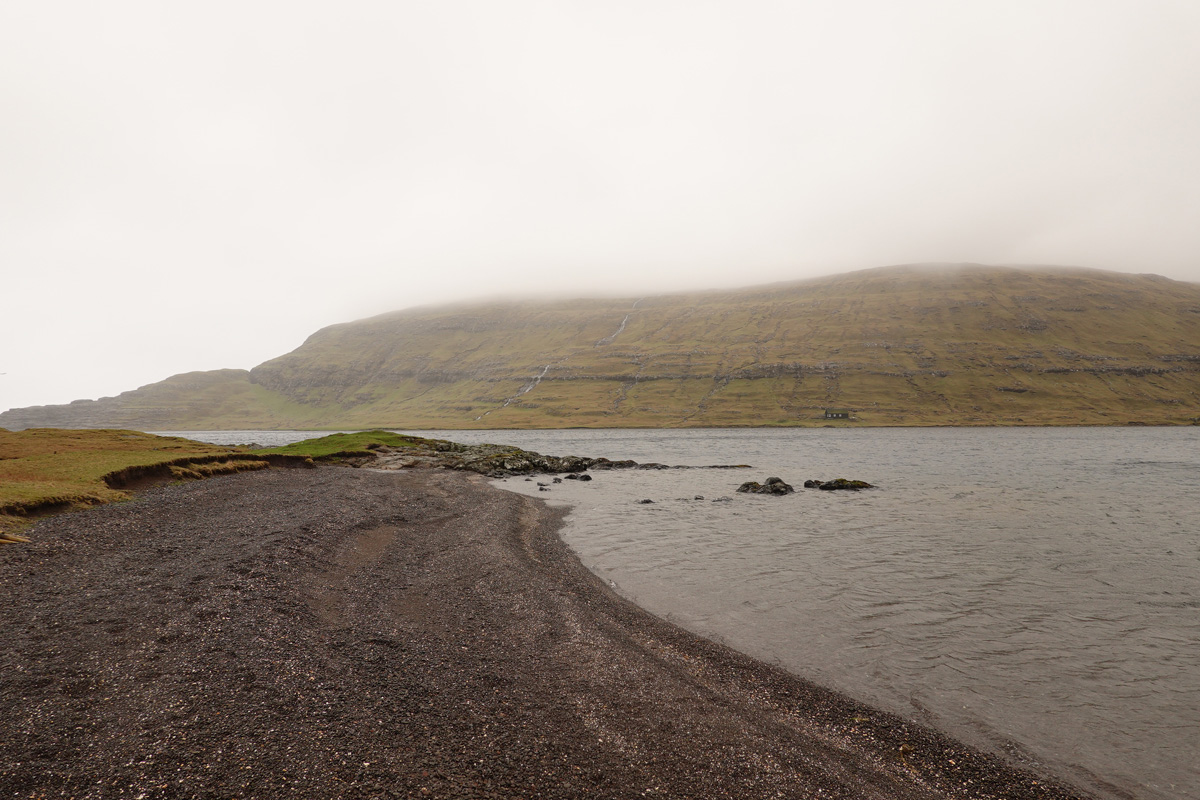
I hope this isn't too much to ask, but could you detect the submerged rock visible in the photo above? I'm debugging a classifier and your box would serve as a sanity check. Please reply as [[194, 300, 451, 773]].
[[590, 458, 639, 471], [817, 478, 874, 491]]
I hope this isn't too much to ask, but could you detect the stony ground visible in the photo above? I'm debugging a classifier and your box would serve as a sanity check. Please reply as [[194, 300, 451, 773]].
[[1, 467, 1092, 799]]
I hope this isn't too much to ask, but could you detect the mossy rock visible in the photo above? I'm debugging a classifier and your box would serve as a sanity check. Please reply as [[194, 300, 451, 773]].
[[817, 478, 874, 491], [736, 477, 794, 495]]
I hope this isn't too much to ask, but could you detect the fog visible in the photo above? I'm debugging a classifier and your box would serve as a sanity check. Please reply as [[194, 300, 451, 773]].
[[3, 1, 1200, 412]]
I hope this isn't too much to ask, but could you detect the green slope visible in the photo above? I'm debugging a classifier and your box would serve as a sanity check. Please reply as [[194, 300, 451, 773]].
[[5, 264, 1200, 429]]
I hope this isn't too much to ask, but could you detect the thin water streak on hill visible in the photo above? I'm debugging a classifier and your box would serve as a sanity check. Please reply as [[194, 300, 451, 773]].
[[3, 264, 1200, 430]]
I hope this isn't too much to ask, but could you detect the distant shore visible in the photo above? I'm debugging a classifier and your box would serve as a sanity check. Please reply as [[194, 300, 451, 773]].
[[1, 467, 1092, 799], [6, 264, 1200, 432]]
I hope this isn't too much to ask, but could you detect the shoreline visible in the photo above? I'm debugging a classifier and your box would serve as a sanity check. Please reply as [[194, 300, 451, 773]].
[[1, 467, 1092, 798]]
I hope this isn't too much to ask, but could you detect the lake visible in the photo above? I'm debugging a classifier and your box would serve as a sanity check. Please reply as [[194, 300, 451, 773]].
[[162, 427, 1200, 800]]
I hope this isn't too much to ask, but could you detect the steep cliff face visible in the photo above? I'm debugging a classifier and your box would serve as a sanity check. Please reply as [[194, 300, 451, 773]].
[[6, 264, 1200, 430]]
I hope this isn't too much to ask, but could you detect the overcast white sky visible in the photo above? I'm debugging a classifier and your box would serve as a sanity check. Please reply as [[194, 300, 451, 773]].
[[3, 1, 1200, 413]]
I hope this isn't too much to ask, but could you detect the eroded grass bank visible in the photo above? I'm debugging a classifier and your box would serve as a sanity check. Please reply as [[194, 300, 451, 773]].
[[0, 428, 325, 540], [0, 427, 598, 540]]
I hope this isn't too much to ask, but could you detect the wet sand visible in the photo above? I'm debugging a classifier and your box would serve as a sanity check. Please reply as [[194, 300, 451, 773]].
[[0, 467, 1092, 799]]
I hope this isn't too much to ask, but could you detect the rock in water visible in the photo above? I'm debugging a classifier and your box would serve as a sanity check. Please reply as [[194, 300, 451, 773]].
[[817, 478, 874, 491], [762, 477, 794, 494], [736, 477, 795, 495]]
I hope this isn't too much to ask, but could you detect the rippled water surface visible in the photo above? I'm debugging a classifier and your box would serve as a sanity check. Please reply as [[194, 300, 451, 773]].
[[151, 430, 358, 447], [172, 427, 1200, 799]]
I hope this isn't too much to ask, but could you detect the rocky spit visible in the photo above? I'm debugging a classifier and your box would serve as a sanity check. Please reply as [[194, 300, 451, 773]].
[[1, 466, 1091, 799], [350, 438, 688, 477]]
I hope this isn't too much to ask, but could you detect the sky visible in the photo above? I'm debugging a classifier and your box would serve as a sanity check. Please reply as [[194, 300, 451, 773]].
[[3, 1, 1200, 413]]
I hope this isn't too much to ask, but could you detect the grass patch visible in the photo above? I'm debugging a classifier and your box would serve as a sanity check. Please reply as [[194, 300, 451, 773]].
[[253, 430, 426, 458], [0, 428, 251, 539]]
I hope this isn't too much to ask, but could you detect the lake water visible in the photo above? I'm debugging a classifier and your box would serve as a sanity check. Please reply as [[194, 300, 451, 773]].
[[163, 427, 1200, 800]]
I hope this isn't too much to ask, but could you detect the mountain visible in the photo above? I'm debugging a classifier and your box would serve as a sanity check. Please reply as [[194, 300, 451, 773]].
[[5, 264, 1200, 430]]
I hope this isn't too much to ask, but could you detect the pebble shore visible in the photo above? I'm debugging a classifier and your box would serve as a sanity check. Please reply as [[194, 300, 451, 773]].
[[1, 467, 1092, 799]]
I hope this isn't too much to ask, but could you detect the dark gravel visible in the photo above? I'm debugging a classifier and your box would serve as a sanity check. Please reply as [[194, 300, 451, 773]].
[[1, 467, 1092, 799]]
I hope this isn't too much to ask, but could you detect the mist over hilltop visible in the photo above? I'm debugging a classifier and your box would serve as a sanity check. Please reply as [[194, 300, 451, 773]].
[[4, 2, 1200, 412], [4, 264, 1199, 430]]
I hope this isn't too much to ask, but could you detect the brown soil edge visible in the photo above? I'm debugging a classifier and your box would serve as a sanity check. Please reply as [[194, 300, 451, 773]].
[[100, 452, 316, 490], [1, 467, 1095, 799], [0, 454, 317, 536]]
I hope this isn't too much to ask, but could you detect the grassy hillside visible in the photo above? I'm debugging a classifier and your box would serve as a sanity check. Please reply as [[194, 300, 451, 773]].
[[5, 264, 1200, 429], [0, 370, 317, 431]]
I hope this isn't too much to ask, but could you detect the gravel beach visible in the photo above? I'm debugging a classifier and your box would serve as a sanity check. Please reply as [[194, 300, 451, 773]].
[[1, 467, 1091, 799]]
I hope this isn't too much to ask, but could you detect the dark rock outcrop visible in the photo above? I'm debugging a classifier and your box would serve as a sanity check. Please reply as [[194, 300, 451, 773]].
[[736, 477, 795, 495], [371, 440, 607, 477], [369, 439, 747, 478], [816, 478, 874, 491]]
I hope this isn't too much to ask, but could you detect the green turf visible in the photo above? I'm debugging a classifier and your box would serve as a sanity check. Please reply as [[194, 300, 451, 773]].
[[0, 429, 249, 537], [254, 430, 425, 458]]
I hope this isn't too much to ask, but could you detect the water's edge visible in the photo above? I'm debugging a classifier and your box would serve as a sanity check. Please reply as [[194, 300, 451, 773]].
[[160, 428, 1200, 800]]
